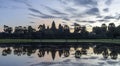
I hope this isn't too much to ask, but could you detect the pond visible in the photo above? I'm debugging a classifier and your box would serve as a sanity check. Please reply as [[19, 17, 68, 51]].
[[0, 43, 120, 66]]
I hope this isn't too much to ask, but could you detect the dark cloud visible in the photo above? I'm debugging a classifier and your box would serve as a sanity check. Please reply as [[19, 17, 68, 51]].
[[29, 13, 41, 18], [75, 19, 95, 23], [73, 0, 98, 7], [28, 8, 45, 15], [63, 18, 70, 21], [87, 21, 95, 23], [85, 8, 99, 15], [29, 7, 64, 19], [105, 0, 112, 5], [40, 15, 58, 19], [97, 19, 109, 22], [29, 13, 59, 19], [104, 16, 115, 19], [60, 0, 98, 8], [103, 8, 109, 12], [42, 5, 68, 15]]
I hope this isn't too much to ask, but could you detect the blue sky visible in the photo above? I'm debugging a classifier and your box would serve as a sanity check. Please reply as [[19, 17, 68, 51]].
[[0, 0, 120, 31]]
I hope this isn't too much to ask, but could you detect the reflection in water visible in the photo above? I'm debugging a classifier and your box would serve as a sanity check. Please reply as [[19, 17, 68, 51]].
[[0, 43, 120, 66], [2, 48, 12, 56], [75, 50, 81, 58], [0, 43, 120, 60]]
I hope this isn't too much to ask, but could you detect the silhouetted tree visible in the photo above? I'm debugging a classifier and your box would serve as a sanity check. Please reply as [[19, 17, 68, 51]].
[[108, 23, 116, 38], [4, 25, 13, 34], [1, 21, 120, 39], [93, 26, 101, 35], [74, 23, 81, 33], [58, 24, 63, 33], [114, 25, 120, 38], [81, 26, 89, 38], [101, 24, 107, 38]]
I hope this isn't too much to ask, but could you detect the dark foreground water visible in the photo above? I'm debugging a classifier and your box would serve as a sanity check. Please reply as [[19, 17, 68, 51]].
[[0, 43, 120, 66]]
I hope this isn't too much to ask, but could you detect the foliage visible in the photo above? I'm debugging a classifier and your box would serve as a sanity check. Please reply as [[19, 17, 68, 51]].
[[0, 21, 120, 39]]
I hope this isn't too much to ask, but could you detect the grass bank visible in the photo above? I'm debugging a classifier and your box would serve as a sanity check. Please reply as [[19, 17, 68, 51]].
[[0, 39, 120, 44]]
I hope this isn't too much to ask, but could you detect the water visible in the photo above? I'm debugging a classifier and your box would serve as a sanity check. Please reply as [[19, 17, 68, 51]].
[[0, 43, 120, 66]]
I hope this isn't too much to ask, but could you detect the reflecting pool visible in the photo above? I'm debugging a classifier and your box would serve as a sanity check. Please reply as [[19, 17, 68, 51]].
[[0, 43, 120, 66]]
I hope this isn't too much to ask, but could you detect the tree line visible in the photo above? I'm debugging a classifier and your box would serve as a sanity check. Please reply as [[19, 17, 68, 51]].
[[0, 21, 120, 39]]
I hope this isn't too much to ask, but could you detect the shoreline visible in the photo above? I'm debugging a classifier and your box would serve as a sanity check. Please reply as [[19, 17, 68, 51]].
[[0, 39, 120, 44]]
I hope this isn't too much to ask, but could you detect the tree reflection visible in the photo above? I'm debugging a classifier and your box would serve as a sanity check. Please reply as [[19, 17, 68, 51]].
[[64, 50, 70, 57], [58, 50, 63, 57], [75, 50, 81, 58], [102, 48, 109, 59], [14, 47, 23, 56], [110, 51, 118, 60], [0, 43, 120, 60], [38, 49, 45, 57], [50, 49, 56, 60], [2, 48, 11, 56]]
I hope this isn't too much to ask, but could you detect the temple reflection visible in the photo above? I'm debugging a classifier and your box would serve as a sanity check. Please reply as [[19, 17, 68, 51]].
[[0, 43, 120, 60]]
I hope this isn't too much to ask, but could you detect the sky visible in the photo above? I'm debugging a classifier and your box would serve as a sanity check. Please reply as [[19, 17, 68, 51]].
[[0, 0, 120, 32]]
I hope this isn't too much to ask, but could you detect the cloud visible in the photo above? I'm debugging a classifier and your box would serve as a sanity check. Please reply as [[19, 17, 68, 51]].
[[105, 0, 112, 5], [29, 13, 59, 19], [29, 7, 69, 19], [104, 16, 116, 19], [117, 15, 120, 20], [65, 7, 77, 14], [60, 0, 98, 8], [40, 15, 58, 19], [75, 19, 81, 22], [29, 13, 41, 18], [28, 8, 45, 15], [42, 5, 68, 15], [87, 21, 95, 23], [85, 8, 99, 15], [12, 0, 31, 7], [73, 0, 98, 7], [30, 21, 35, 23], [0, 0, 31, 9], [75, 19, 95, 23], [97, 19, 109, 22], [63, 18, 70, 21], [96, 15, 103, 18], [103, 8, 109, 12]]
